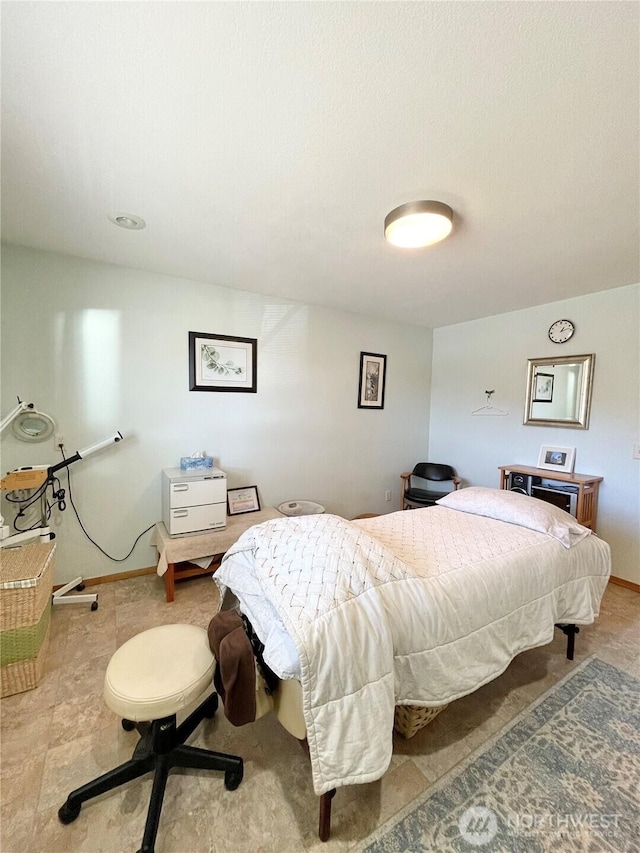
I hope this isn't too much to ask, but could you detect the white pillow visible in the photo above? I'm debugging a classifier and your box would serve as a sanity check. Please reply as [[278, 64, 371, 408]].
[[436, 486, 591, 549]]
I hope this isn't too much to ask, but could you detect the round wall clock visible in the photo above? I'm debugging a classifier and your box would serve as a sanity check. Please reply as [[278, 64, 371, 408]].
[[548, 319, 575, 344]]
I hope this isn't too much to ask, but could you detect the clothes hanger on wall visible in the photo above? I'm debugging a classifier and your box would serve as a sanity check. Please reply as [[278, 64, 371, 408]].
[[471, 390, 508, 416]]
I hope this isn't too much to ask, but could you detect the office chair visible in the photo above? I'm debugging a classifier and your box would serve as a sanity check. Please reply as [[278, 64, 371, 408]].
[[401, 463, 460, 510], [58, 624, 243, 853]]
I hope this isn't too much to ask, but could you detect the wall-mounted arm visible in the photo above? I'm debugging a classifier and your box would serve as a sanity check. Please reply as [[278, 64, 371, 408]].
[[0, 431, 125, 549], [48, 431, 124, 476], [0, 399, 34, 433]]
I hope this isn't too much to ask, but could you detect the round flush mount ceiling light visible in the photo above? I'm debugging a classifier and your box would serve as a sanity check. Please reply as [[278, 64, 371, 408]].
[[108, 212, 146, 230], [384, 200, 453, 248]]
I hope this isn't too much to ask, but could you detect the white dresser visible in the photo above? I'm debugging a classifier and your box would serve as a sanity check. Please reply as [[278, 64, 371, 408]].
[[162, 467, 227, 536]]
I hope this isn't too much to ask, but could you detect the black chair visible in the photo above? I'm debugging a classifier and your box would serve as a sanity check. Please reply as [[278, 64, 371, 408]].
[[401, 463, 460, 510]]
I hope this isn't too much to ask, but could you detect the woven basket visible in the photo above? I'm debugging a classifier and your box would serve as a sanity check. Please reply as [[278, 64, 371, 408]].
[[0, 542, 55, 632], [1, 605, 51, 667], [394, 703, 448, 739], [0, 542, 55, 697], [1, 630, 50, 698]]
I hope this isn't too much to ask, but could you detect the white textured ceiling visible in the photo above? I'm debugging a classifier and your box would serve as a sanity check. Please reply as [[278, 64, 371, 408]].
[[2, 1, 638, 328]]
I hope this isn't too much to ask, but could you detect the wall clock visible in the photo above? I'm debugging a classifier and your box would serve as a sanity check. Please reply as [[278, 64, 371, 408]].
[[548, 319, 575, 344]]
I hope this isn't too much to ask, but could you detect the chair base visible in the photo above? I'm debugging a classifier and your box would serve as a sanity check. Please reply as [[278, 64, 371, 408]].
[[58, 693, 242, 853]]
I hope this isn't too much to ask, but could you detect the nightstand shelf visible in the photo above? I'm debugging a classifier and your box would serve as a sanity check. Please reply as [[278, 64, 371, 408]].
[[498, 465, 602, 530]]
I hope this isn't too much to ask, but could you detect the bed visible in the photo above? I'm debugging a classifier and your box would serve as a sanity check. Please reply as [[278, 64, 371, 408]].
[[212, 487, 611, 839]]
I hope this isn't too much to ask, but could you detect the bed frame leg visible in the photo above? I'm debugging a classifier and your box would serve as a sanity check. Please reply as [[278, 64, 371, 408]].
[[556, 623, 580, 660], [318, 789, 336, 842]]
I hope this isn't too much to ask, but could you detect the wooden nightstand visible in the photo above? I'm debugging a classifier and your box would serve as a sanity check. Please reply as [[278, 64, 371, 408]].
[[153, 507, 282, 601], [498, 465, 602, 530]]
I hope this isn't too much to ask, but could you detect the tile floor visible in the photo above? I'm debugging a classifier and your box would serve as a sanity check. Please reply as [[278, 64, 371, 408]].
[[1, 574, 638, 853]]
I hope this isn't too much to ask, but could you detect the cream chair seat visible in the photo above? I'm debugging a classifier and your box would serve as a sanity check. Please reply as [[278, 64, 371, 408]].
[[58, 624, 243, 853], [104, 623, 214, 719]]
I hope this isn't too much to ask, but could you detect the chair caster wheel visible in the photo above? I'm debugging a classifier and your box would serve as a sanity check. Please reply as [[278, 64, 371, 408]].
[[122, 718, 136, 731], [91, 601, 98, 611], [58, 800, 81, 824], [225, 768, 243, 791], [76, 583, 85, 591], [203, 694, 218, 718]]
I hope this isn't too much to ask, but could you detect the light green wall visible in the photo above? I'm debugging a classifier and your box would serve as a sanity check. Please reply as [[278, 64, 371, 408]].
[[429, 284, 640, 584], [1, 245, 432, 585]]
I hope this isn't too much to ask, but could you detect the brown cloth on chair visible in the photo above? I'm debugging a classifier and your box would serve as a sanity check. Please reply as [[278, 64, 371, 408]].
[[207, 611, 256, 726]]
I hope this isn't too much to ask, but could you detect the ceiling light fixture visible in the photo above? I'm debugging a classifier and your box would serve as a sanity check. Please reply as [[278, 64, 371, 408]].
[[108, 212, 146, 230], [384, 200, 453, 248]]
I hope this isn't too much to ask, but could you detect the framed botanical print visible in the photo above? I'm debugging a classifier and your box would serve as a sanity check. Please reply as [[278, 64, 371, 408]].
[[189, 332, 257, 392]]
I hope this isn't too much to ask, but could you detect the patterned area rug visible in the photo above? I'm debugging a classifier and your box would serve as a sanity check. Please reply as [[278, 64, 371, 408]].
[[361, 658, 639, 852]]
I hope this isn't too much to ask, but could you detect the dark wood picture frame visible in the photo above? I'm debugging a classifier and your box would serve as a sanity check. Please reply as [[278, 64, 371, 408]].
[[357, 352, 387, 409], [189, 332, 257, 393]]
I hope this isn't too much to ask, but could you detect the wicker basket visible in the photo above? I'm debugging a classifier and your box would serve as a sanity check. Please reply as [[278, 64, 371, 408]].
[[1, 630, 50, 698], [1, 542, 55, 697], [394, 703, 448, 739]]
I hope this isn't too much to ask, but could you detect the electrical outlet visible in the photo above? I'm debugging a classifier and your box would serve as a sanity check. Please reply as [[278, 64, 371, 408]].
[[55, 434, 65, 449], [633, 443, 640, 460], [385, 490, 392, 502]]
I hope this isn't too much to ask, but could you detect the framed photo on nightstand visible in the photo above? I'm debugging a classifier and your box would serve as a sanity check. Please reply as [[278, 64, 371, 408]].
[[537, 445, 576, 473]]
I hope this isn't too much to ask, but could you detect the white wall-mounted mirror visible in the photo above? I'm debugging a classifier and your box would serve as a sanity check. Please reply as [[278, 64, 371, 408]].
[[524, 353, 595, 429]]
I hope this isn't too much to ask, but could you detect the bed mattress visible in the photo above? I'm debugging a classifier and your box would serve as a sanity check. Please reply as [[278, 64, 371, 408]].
[[214, 495, 611, 795]]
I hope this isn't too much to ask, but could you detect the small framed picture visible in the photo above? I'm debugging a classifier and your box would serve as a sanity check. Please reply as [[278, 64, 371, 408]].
[[189, 332, 257, 393], [227, 486, 261, 515], [533, 372, 554, 402], [358, 352, 387, 409], [537, 445, 576, 473]]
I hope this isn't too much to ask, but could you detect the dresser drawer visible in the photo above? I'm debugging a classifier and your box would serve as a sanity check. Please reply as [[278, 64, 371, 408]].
[[168, 477, 226, 509], [166, 502, 226, 535]]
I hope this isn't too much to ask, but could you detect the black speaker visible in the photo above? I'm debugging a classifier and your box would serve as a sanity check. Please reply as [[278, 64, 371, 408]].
[[508, 472, 532, 494]]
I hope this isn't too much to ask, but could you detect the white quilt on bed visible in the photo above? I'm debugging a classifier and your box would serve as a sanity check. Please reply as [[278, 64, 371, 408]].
[[215, 504, 611, 796]]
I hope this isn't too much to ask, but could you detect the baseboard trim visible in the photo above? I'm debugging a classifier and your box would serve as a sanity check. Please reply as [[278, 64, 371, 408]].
[[609, 575, 640, 593], [53, 565, 156, 591]]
